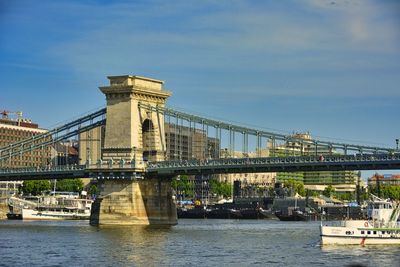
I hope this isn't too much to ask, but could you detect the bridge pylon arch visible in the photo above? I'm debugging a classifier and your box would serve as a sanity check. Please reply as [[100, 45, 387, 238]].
[[99, 75, 171, 169], [91, 75, 176, 226]]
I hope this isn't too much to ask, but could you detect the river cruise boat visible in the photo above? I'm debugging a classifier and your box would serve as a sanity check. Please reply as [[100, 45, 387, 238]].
[[22, 204, 91, 220], [8, 195, 92, 220], [320, 196, 400, 245]]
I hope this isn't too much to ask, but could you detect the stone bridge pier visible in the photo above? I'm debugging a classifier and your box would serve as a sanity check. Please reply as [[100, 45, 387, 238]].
[[90, 75, 177, 225], [90, 178, 177, 225]]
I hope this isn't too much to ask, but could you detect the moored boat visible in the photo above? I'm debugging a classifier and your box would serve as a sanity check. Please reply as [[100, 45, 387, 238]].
[[8, 195, 93, 221], [22, 205, 91, 220], [320, 195, 400, 245], [275, 209, 308, 221], [6, 212, 22, 220], [259, 208, 277, 219]]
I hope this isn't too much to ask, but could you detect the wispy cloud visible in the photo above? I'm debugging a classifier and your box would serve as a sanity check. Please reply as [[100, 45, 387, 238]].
[[1, 0, 399, 149], [3, 0, 400, 99], [45, 0, 399, 75]]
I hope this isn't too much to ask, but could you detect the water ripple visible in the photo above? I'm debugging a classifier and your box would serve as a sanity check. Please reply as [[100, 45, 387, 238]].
[[1, 219, 399, 267]]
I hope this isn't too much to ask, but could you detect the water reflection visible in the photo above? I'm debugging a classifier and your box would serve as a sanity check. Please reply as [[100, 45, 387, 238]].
[[97, 225, 173, 266], [1, 220, 399, 267], [320, 244, 400, 267]]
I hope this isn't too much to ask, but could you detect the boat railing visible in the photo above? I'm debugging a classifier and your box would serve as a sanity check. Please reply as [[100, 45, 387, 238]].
[[389, 202, 400, 223]]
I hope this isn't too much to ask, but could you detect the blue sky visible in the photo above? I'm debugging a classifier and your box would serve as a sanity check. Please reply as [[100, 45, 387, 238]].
[[1, 0, 400, 175]]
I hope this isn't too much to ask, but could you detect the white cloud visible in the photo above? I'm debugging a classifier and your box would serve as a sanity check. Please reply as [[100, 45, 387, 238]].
[[304, 0, 399, 50]]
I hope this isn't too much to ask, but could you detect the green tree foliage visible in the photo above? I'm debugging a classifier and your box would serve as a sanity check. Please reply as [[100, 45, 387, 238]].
[[22, 180, 51, 195], [369, 185, 400, 200], [209, 179, 231, 198], [88, 184, 98, 196], [336, 192, 354, 201], [283, 179, 305, 196], [171, 175, 194, 199], [322, 185, 335, 198], [358, 187, 369, 203], [308, 190, 320, 198], [54, 179, 84, 193]]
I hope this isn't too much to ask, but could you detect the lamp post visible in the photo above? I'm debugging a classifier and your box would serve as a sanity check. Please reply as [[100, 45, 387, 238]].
[[176, 175, 180, 202], [396, 139, 399, 151]]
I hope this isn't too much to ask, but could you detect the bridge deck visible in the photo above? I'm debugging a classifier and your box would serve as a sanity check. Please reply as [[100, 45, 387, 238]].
[[0, 154, 399, 181]]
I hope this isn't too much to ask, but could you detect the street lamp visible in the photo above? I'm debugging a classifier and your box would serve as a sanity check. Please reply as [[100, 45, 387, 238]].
[[176, 175, 180, 202]]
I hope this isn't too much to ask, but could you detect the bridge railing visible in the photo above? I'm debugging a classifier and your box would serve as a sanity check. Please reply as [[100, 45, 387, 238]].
[[1, 153, 399, 174], [86, 159, 144, 170], [0, 153, 399, 179], [0, 164, 86, 175], [147, 153, 400, 170], [0, 159, 145, 175]]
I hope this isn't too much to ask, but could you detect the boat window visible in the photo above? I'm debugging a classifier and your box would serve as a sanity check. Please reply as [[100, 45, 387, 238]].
[[373, 231, 377, 235], [361, 231, 365, 234], [367, 231, 371, 235], [382, 231, 385, 234]]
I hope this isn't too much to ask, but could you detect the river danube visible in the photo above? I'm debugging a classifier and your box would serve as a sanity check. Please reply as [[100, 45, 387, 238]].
[[0, 219, 398, 266]]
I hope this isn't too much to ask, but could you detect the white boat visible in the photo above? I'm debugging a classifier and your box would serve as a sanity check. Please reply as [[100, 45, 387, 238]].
[[9, 196, 93, 220], [22, 205, 91, 220], [320, 195, 400, 245]]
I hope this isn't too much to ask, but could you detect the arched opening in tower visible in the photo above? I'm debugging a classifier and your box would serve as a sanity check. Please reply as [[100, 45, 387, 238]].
[[142, 119, 157, 162]]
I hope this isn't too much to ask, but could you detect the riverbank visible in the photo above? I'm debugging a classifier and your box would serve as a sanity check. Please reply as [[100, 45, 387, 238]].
[[0, 203, 8, 219]]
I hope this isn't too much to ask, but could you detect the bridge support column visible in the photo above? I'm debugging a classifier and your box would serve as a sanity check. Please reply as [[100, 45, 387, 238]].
[[90, 178, 177, 225]]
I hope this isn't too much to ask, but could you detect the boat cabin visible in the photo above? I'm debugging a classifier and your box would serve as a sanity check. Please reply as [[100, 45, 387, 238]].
[[367, 200, 394, 224]]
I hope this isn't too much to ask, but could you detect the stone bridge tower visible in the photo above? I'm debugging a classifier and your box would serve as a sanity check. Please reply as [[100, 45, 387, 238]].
[[99, 75, 171, 169], [90, 75, 176, 226]]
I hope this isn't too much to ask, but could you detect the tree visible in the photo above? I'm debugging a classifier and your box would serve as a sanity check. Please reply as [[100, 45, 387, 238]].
[[209, 179, 231, 198], [336, 192, 354, 201], [53, 179, 84, 193], [172, 175, 194, 199], [22, 180, 51, 195], [369, 185, 400, 200], [88, 184, 98, 196], [308, 190, 320, 198], [283, 179, 305, 196], [322, 185, 335, 198]]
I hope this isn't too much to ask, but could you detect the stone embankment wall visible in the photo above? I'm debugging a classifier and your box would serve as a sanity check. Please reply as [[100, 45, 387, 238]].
[[0, 203, 8, 220]]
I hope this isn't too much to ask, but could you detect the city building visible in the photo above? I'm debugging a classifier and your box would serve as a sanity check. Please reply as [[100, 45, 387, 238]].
[[0, 111, 51, 199], [53, 141, 79, 166], [0, 181, 22, 199], [270, 132, 358, 193], [0, 112, 51, 168], [219, 149, 276, 188], [368, 173, 400, 186], [78, 126, 104, 165], [164, 123, 219, 160]]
